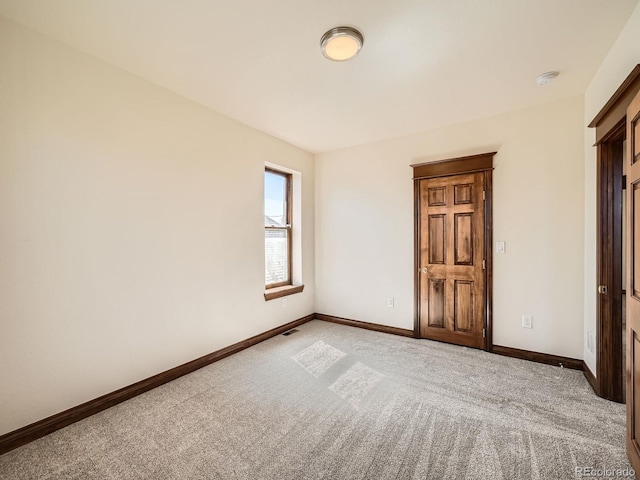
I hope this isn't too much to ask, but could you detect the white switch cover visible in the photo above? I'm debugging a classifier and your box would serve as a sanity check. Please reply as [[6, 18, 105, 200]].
[[387, 297, 394, 308], [282, 298, 288, 308], [496, 241, 506, 254], [522, 315, 532, 329]]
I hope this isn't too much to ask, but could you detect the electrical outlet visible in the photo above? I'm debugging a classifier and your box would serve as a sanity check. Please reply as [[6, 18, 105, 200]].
[[522, 314, 532, 329], [387, 297, 394, 308], [282, 298, 288, 308]]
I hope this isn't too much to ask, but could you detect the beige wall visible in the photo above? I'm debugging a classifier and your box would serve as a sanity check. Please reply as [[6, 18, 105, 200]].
[[583, 2, 640, 375], [0, 17, 315, 435], [4, 2, 638, 437], [315, 96, 585, 359]]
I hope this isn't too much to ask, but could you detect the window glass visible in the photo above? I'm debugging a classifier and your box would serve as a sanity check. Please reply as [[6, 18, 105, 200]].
[[265, 168, 291, 287], [265, 229, 289, 285], [265, 171, 287, 227]]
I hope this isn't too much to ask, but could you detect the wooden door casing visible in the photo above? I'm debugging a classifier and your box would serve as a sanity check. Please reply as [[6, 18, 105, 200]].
[[627, 89, 640, 471], [590, 65, 640, 403], [418, 172, 486, 349], [595, 131, 624, 403]]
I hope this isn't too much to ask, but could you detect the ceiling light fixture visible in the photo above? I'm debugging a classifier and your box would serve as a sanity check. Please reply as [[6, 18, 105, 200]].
[[536, 71, 558, 86], [321, 26, 364, 62]]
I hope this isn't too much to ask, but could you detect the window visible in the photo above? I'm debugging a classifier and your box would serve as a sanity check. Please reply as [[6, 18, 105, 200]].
[[264, 165, 304, 301], [265, 168, 292, 288]]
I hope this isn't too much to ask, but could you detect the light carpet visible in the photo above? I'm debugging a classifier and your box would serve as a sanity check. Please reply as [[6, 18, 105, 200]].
[[0, 320, 632, 479]]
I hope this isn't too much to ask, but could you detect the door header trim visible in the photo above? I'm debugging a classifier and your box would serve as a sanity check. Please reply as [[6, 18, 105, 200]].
[[411, 152, 496, 180], [589, 64, 640, 145]]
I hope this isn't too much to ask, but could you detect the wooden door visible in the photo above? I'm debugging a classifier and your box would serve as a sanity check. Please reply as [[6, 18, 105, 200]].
[[627, 89, 640, 471], [418, 172, 486, 348]]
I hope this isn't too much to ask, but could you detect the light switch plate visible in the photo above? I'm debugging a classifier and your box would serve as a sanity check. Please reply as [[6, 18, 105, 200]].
[[496, 241, 506, 254]]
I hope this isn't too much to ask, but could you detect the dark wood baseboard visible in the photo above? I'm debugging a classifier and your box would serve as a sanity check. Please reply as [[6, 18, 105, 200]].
[[315, 315, 585, 373], [583, 362, 599, 395], [0, 314, 315, 455], [0, 313, 595, 455], [491, 345, 583, 370], [315, 313, 416, 338]]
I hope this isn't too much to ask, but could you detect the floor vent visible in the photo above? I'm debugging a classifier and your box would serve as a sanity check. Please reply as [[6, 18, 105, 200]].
[[282, 329, 299, 336]]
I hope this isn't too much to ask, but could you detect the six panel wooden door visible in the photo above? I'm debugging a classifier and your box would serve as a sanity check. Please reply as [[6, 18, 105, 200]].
[[626, 89, 640, 472], [418, 172, 486, 349]]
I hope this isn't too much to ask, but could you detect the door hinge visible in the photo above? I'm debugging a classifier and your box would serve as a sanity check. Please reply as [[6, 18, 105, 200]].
[[483, 328, 486, 338], [482, 260, 486, 269], [482, 190, 485, 201]]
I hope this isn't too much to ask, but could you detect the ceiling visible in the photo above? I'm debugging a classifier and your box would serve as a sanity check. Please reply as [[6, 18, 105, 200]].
[[0, 0, 637, 153]]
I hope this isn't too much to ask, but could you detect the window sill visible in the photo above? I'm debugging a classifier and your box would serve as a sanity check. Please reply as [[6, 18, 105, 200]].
[[264, 284, 304, 301]]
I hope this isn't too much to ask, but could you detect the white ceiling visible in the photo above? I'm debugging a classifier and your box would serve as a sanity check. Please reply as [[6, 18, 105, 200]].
[[0, 0, 637, 152]]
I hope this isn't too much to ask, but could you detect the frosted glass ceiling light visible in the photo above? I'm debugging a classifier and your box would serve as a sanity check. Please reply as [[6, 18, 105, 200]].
[[321, 26, 363, 62]]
